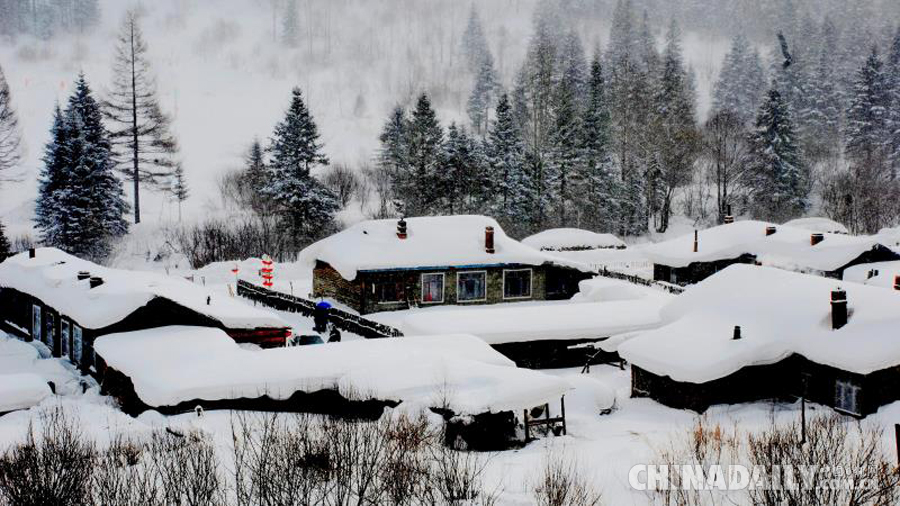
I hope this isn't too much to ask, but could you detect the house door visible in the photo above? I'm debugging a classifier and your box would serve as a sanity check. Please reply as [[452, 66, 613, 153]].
[[31, 305, 41, 342]]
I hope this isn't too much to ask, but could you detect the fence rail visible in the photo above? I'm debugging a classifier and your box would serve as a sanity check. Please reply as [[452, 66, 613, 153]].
[[594, 267, 686, 295], [237, 280, 404, 339]]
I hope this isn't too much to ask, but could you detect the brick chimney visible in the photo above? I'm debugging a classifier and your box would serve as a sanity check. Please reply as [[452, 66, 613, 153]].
[[89, 277, 104, 289], [77, 271, 90, 281], [765, 226, 777, 236], [733, 325, 742, 340], [894, 275, 900, 291], [692, 230, 698, 253], [485, 226, 495, 254], [28, 248, 35, 259], [831, 288, 847, 330], [397, 218, 407, 239], [723, 205, 734, 224], [811, 233, 824, 246]]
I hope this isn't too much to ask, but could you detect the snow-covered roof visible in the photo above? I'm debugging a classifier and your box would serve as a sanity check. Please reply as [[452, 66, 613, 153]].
[[388, 277, 670, 344], [93, 326, 571, 415], [298, 215, 585, 281], [643, 220, 893, 272], [783, 217, 849, 234], [522, 228, 626, 251], [619, 265, 900, 384], [0, 248, 288, 330], [843, 261, 900, 289]]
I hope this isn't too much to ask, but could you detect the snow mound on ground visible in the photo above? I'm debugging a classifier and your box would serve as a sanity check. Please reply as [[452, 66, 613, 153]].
[[557, 374, 616, 415], [522, 228, 626, 251], [0, 373, 52, 413], [571, 277, 648, 302]]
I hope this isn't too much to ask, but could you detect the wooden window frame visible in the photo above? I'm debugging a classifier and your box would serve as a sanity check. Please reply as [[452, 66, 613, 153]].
[[503, 268, 533, 300], [834, 379, 862, 416], [420, 273, 445, 304], [457, 270, 487, 303]]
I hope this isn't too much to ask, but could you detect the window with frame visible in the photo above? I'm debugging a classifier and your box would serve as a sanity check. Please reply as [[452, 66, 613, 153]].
[[504, 269, 532, 299], [44, 312, 55, 353], [457, 271, 486, 301], [421, 273, 445, 303], [374, 281, 404, 303], [32, 305, 41, 342], [73, 325, 83, 364], [835, 380, 861, 415], [61, 319, 70, 359]]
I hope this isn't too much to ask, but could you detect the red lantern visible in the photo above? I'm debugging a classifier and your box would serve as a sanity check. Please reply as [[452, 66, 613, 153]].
[[261, 255, 274, 288]]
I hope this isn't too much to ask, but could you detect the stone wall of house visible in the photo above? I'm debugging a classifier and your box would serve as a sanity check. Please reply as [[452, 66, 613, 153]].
[[653, 254, 756, 285], [312, 261, 364, 310]]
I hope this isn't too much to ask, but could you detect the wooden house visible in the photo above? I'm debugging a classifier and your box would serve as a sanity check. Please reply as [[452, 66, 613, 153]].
[[645, 220, 899, 286], [619, 264, 900, 417], [0, 248, 290, 371], [301, 216, 593, 314]]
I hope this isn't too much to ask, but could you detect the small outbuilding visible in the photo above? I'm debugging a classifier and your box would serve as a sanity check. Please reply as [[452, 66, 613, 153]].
[[521, 228, 627, 252], [619, 264, 900, 416], [301, 216, 593, 314], [0, 248, 291, 371], [645, 220, 898, 286]]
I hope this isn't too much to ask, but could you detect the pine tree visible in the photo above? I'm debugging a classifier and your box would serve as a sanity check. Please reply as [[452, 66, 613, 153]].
[[282, 0, 300, 48], [104, 10, 180, 224], [580, 51, 618, 232], [486, 93, 529, 235], [72, 0, 100, 32], [35, 75, 129, 260], [437, 123, 484, 214], [263, 87, 338, 240], [169, 163, 189, 221], [886, 28, 900, 174], [244, 137, 268, 196], [467, 50, 498, 137], [0, 219, 10, 260], [747, 88, 807, 221], [548, 33, 585, 227], [403, 93, 443, 216], [0, 61, 21, 184], [845, 47, 891, 166], [800, 17, 843, 162], [461, 5, 490, 74], [712, 33, 766, 124]]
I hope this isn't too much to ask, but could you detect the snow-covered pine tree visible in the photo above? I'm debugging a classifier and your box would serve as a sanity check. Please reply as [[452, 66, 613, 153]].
[[651, 19, 700, 233], [282, 0, 300, 48], [461, 5, 490, 74], [886, 28, 900, 175], [799, 17, 843, 162], [438, 123, 484, 214], [0, 61, 21, 184], [547, 31, 586, 227], [605, 0, 652, 236], [403, 93, 443, 216], [243, 137, 268, 198], [486, 93, 529, 235], [35, 75, 128, 260], [747, 87, 807, 221], [712, 34, 766, 125], [72, 0, 100, 33], [467, 50, 498, 137], [579, 50, 619, 232], [830, 46, 899, 233], [376, 106, 408, 215], [169, 163, 189, 222], [104, 10, 180, 224], [263, 87, 338, 240], [0, 218, 10, 259], [845, 47, 892, 167]]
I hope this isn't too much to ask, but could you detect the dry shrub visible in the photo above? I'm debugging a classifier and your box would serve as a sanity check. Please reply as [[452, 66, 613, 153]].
[[532, 453, 603, 506], [0, 406, 96, 506]]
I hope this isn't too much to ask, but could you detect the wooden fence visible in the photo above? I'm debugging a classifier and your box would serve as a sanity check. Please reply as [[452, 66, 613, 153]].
[[237, 280, 404, 339], [595, 267, 686, 295]]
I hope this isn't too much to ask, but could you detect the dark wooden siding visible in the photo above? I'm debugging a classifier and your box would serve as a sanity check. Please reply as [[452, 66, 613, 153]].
[[313, 260, 588, 314]]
